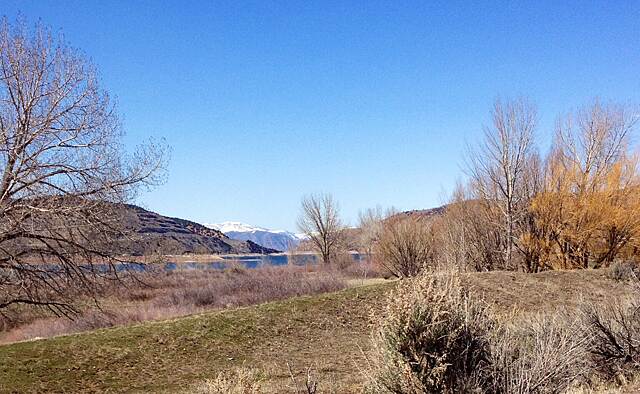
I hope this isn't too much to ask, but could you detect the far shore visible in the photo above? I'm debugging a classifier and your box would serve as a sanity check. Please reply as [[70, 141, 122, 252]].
[[23, 251, 364, 265], [122, 251, 323, 264]]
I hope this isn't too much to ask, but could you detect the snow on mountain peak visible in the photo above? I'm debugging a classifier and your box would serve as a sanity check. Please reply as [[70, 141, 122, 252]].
[[205, 221, 269, 233], [204, 221, 303, 251]]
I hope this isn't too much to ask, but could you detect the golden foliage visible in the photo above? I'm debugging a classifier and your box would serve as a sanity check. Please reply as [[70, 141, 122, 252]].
[[524, 102, 640, 269]]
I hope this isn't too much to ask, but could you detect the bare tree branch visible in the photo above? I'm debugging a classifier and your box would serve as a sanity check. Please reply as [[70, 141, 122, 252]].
[[0, 18, 167, 314]]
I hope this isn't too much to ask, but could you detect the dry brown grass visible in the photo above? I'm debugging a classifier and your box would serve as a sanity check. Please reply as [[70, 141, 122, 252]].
[[190, 364, 340, 394], [466, 269, 634, 314], [0, 264, 352, 343], [1, 268, 637, 393], [193, 367, 266, 393]]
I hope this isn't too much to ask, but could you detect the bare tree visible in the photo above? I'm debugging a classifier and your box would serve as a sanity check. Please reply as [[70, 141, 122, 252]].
[[297, 193, 344, 265], [467, 97, 538, 269], [357, 205, 396, 262], [555, 100, 638, 195], [0, 19, 166, 315], [437, 182, 505, 272]]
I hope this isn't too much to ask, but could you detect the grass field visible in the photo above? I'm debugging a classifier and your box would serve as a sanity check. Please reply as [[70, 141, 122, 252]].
[[0, 269, 634, 393]]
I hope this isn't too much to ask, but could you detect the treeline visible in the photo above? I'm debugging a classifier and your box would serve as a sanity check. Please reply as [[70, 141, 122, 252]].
[[359, 99, 639, 275]]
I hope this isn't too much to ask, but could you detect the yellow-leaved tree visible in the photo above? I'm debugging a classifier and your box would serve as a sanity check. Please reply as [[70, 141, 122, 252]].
[[526, 101, 640, 269]]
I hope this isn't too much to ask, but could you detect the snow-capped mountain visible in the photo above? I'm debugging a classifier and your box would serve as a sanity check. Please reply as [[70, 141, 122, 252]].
[[206, 221, 304, 252], [209, 222, 270, 234]]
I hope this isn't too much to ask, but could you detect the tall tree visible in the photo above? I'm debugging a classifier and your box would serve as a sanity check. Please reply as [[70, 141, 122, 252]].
[[529, 101, 639, 269], [467, 97, 538, 269], [0, 19, 166, 314], [297, 193, 344, 265]]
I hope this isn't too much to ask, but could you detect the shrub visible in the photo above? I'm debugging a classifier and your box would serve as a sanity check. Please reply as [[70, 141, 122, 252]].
[[369, 272, 594, 393], [608, 261, 640, 282], [336, 259, 387, 280], [1, 265, 348, 343], [194, 367, 265, 393], [368, 272, 494, 393], [375, 216, 436, 278], [582, 298, 640, 385], [489, 313, 590, 393]]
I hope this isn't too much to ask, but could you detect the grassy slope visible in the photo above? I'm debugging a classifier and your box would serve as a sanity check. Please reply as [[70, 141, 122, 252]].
[[0, 270, 633, 393], [0, 282, 391, 393]]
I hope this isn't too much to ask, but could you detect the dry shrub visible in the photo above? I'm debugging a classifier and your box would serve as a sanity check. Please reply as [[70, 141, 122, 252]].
[[369, 272, 596, 393], [1, 304, 199, 342], [337, 259, 387, 280], [0, 265, 348, 343], [436, 185, 510, 272], [194, 367, 265, 393], [582, 298, 640, 385], [608, 261, 640, 282], [368, 272, 494, 393], [489, 313, 591, 394], [151, 266, 346, 310], [321, 250, 359, 273], [375, 216, 436, 278]]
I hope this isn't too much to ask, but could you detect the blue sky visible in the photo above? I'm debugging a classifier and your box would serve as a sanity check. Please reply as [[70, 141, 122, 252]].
[[3, 1, 639, 230]]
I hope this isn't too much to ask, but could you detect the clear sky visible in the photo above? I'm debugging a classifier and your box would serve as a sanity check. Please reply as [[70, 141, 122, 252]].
[[3, 1, 639, 230]]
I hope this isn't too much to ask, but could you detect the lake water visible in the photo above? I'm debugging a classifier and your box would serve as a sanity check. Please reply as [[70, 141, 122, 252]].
[[94, 253, 364, 272]]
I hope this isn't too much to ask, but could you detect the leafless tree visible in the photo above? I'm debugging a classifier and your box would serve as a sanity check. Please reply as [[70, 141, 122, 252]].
[[555, 100, 638, 194], [437, 182, 505, 272], [297, 193, 344, 265], [357, 205, 396, 262], [467, 97, 538, 269], [0, 19, 166, 315]]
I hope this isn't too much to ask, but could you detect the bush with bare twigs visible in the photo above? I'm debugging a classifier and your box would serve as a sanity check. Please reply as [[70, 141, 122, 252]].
[[582, 298, 640, 385], [368, 273, 494, 393], [0, 265, 348, 343], [369, 272, 599, 393], [489, 313, 591, 393], [374, 216, 437, 278], [608, 261, 640, 282]]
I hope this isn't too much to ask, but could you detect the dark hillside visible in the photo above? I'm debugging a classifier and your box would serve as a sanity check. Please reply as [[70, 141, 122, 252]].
[[117, 205, 277, 255]]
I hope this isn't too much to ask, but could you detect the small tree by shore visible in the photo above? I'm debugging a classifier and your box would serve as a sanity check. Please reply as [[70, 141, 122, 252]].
[[297, 193, 345, 265]]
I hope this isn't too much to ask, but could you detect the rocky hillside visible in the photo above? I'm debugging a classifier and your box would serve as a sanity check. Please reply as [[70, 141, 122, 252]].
[[395, 205, 447, 219], [118, 205, 277, 256]]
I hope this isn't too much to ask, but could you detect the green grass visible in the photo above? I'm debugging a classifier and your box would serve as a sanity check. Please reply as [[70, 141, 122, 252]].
[[0, 282, 393, 393]]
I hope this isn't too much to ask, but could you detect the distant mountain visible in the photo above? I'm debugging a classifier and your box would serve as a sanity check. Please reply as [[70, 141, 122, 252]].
[[207, 221, 303, 252], [116, 206, 278, 256]]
